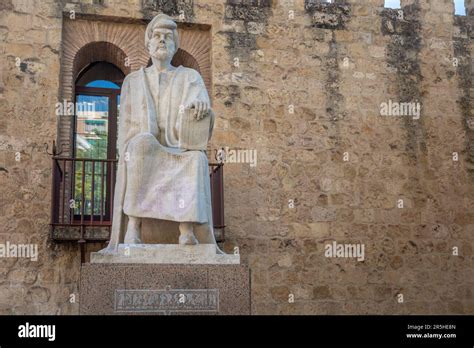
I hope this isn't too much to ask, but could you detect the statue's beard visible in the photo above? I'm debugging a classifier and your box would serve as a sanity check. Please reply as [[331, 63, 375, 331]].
[[150, 45, 172, 61]]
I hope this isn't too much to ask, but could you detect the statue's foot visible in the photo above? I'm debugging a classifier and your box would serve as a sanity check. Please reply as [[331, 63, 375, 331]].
[[97, 245, 117, 255], [179, 232, 198, 245], [124, 228, 142, 244], [178, 222, 198, 245], [124, 236, 143, 244], [124, 216, 142, 244]]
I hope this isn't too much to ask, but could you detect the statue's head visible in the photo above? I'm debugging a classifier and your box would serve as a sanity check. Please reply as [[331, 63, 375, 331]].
[[145, 13, 179, 62]]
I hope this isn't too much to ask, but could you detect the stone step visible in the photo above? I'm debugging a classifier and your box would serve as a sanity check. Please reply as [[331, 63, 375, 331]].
[[90, 243, 240, 264]]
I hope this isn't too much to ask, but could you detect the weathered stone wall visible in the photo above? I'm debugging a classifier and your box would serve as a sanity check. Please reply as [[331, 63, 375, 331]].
[[0, 0, 472, 314]]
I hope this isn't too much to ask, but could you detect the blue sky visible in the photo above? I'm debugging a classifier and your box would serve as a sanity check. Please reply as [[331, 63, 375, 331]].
[[384, 0, 400, 8], [454, 0, 466, 15], [86, 80, 120, 89], [385, 0, 466, 15]]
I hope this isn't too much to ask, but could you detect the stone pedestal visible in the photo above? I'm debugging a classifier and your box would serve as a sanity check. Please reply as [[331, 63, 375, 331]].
[[90, 244, 240, 264], [80, 245, 250, 315]]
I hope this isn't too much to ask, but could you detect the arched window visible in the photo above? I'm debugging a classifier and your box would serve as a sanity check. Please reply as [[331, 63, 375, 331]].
[[74, 61, 124, 160], [73, 61, 124, 220]]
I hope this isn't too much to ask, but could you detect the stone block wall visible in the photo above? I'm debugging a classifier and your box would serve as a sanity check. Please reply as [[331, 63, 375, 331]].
[[0, 0, 472, 314]]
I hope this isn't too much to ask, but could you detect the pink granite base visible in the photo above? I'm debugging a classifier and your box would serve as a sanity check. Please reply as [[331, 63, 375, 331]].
[[79, 263, 251, 315]]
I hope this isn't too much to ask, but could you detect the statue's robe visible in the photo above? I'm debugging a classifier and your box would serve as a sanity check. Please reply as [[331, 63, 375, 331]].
[[101, 65, 220, 253]]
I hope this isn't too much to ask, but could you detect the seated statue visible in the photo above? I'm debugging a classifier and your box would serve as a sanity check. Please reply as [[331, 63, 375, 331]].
[[100, 13, 221, 253]]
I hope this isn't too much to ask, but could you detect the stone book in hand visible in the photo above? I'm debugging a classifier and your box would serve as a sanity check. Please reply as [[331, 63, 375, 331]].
[[178, 107, 211, 151]]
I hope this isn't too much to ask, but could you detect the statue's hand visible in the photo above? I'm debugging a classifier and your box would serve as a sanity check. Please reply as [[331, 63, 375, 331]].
[[188, 100, 210, 120]]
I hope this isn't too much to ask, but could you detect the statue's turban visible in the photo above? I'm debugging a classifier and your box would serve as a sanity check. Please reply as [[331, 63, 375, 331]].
[[145, 13, 179, 50]]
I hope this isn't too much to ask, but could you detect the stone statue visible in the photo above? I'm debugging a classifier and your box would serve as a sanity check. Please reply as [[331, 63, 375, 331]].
[[100, 13, 221, 254]]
